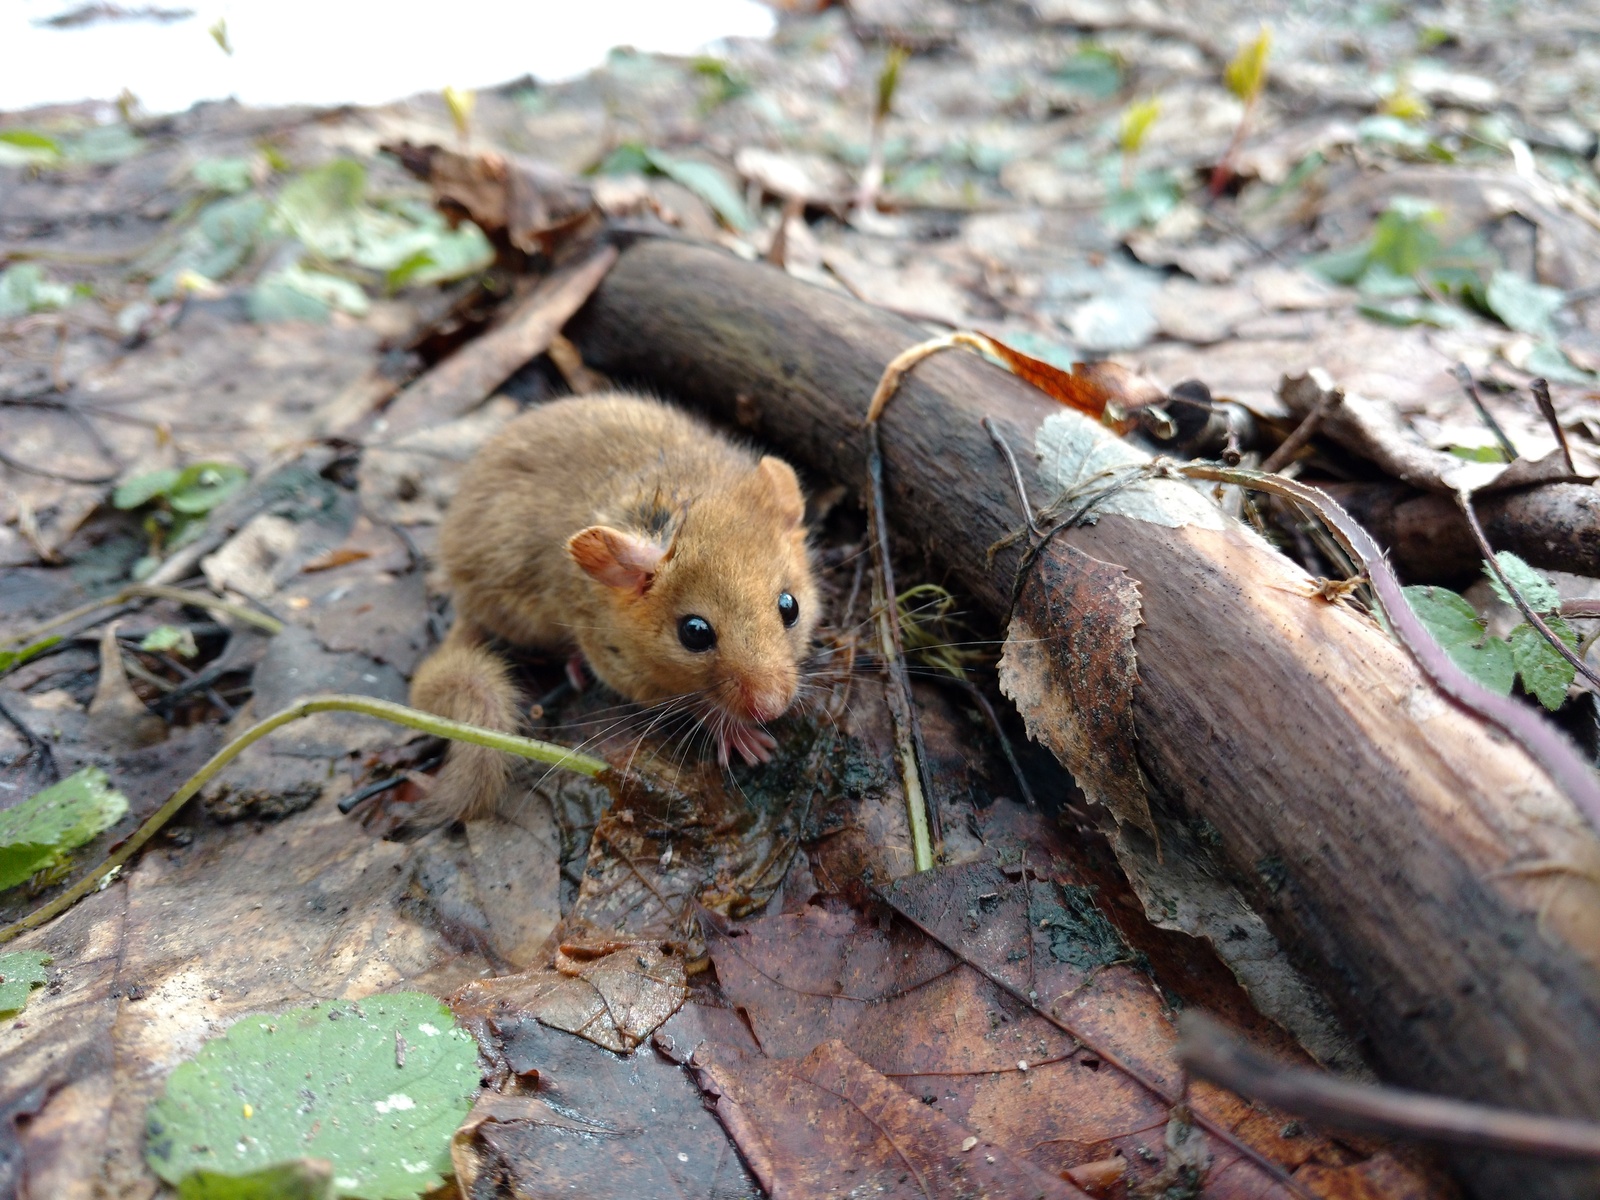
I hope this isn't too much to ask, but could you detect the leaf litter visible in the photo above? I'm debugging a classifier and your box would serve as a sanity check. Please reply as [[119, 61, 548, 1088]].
[[10, 0, 1589, 1193]]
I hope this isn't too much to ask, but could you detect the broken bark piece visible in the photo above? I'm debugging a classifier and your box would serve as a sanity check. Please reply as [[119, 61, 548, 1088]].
[[999, 541, 1149, 838], [376, 245, 617, 440], [568, 237, 1600, 1199]]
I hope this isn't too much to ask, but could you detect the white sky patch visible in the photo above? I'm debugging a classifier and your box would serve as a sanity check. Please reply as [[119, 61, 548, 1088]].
[[2, 0, 775, 115], [374, 1093, 416, 1113]]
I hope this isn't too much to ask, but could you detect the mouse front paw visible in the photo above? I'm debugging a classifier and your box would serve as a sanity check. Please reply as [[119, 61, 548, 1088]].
[[718, 722, 778, 767]]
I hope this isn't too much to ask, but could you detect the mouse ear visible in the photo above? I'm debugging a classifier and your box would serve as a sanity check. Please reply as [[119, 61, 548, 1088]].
[[567, 526, 668, 592], [755, 456, 805, 528]]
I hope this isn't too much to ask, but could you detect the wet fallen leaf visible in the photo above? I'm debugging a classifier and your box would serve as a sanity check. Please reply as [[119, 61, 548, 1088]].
[[0, 767, 129, 893], [175, 1159, 335, 1200], [450, 1017, 758, 1198], [0, 950, 51, 1016], [999, 540, 1151, 839], [145, 993, 478, 1199]]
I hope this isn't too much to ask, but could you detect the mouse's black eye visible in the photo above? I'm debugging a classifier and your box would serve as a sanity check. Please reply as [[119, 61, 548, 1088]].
[[678, 615, 716, 652], [778, 592, 799, 628]]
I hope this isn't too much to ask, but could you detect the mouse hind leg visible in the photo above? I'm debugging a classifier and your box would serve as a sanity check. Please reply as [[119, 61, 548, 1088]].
[[408, 620, 521, 823]]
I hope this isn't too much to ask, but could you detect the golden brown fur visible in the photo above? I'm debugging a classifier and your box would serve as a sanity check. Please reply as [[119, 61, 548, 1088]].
[[409, 391, 819, 821]]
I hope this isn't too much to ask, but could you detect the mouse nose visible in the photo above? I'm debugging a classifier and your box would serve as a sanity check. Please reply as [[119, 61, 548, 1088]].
[[739, 680, 793, 724]]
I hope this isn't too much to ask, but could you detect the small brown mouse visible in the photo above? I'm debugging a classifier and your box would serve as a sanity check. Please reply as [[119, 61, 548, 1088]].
[[409, 391, 820, 820]]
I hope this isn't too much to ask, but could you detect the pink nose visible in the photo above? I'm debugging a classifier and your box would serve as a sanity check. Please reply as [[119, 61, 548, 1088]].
[[741, 683, 791, 723]]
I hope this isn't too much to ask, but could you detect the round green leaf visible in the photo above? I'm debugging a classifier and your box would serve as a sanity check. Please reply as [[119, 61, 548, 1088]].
[[0, 950, 52, 1017], [169, 463, 249, 514], [145, 993, 480, 1200], [114, 466, 184, 510], [1403, 585, 1515, 695]]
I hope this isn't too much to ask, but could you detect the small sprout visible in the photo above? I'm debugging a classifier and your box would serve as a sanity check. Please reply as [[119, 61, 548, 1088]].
[[1118, 98, 1161, 157], [1224, 26, 1271, 103], [875, 45, 910, 123], [443, 86, 476, 142], [208, 17, 231, 55], [1380, 80, 1431, 122]]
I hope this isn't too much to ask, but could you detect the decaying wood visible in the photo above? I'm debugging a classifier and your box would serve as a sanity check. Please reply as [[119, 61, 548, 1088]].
[[568, 237, 1600, 1199]]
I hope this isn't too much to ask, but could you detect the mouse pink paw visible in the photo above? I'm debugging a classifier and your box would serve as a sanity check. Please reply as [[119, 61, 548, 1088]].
[[564, 653, 589, 693], [718, 723, 778, 767]]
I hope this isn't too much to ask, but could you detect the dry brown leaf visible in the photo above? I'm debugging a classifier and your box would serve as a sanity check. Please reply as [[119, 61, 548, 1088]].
[[451, 943, 686, 1053], [382, 140, 598, 255], [982, 338, 1167, 433], [999, 540, 1151, 840], [689, 1038, 1087, 1199]]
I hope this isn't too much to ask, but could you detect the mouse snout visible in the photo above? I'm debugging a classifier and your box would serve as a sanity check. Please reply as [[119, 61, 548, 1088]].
[[734, 677, 794, 724]]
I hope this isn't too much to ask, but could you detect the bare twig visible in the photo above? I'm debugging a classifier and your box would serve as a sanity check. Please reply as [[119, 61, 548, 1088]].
[[982, 416, 1040, 536], [2, 583, 283, 652], [1452, 363, 1519, 462], [1259, 384, 1342, 473], [1179, 1010, 1600, 1160], [0, 694, 608, 945], [1531, 378, 1576, 476]]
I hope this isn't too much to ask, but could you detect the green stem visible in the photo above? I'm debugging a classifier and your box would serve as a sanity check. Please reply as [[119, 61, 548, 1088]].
[[0, 693, 608, 944]]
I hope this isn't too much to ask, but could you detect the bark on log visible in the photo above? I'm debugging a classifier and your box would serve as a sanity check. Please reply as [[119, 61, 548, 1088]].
[[567, 238, 1600, 1199], [1322, 479, 1600, 585]]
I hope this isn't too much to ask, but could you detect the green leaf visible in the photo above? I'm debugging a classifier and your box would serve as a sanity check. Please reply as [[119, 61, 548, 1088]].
[[1486, 270, 1564, 337], [0, 768, 129, 893], [1521, 339, 1597, 386], [644, 150, 753, 232], [193, 157, 255, 194], [1118, 98, 1161, 155], [140, 625, 198, 658], [249, 266, 368, 323], [1403, 585, 1515, 694], [0, 130, 61, 152], [113, 466, 183, 510], [0, 635, 61, 676], [177, 1159, 335, 1200], [1368, 196, 1444, 277], [1054, 45, 1123, 98], [145, 994, 480, 1200], [594, 142, 653, 176], [0, 264, 74, 318], [1510, 617, 1579, 711], [168, 463, 248, 515], [0, 950, 51, 1017], [1448, 443, 1511, 463], [1487, 552, 1561, 614], [274, 159, 368, 259]]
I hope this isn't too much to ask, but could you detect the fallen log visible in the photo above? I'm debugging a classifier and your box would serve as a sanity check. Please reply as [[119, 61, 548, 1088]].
[[567, 237, 1600, 1199]]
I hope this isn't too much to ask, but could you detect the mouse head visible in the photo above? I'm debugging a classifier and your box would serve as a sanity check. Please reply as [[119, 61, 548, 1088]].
[[566, 455, 820, 725]]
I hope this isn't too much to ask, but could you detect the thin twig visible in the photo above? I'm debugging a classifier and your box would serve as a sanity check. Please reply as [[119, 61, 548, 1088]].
[[1, 583, 283, 652], [1452, 363, 1519, 462], [866, 423, 939, 870], [1457, 490, 1600, 693], [0, 447, 117, 486], [1260, 385, 1342, 473], [1531, 378, 1576, 476], [982, 416, 1040, 536], [1179, 1010, 1600, 1160], [0, 693, 609, 945], [0, 692, 59, 784]]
